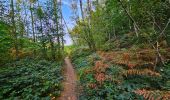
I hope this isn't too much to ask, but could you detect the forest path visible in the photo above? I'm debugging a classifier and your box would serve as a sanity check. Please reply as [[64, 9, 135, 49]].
[[58, 57, 77, 100]]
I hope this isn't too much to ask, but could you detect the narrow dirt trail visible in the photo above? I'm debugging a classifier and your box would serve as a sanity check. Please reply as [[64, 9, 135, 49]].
[[58, 57, 77, 100]]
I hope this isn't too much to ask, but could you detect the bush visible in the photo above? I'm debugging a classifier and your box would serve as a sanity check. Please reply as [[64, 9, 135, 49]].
[[71, 48, 95, 70], [72, 49, 170, 100], [0, 59, 63, 100], [0, 21, 13, 65]]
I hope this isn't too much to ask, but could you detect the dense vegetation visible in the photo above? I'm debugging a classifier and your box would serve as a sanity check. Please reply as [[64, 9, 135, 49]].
[[0, 0, 65, 99], [69, 0, 170, 99], [71, 0, 170, 51], [0, 59, 63, 99], [71, 48, 170, 100], [0, 0, 65, 64], [0, 0, 170, 99]]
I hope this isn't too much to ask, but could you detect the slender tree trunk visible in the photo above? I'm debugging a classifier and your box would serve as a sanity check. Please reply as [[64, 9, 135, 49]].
[[113, 26, 116, 39], [37, 1, 47, 59], [60, 0, 64, 50], [40, 18, 47, 59], [50, 37, 55, 60], [118, 0, 140, 37], [29, 3, 37, 58], [30, 4, 36, 42], [96, 0, 99, 4], [78, 0, 96, 51], [87, 0, 96, 51], [53, 0, 61, 59], [79, 0, 84, 20], [23, 1, 29, 36], [10, 0, 19, 60]]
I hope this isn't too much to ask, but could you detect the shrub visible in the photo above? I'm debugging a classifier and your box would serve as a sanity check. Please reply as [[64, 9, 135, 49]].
[[72, 49, 170, 100], [0, 59, 63, 100]]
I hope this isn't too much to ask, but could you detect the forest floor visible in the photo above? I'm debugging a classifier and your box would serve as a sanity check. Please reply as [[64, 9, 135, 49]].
[[58, 57, 77, 100]]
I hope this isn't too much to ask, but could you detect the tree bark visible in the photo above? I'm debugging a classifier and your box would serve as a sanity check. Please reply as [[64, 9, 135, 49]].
[[30, 3, 36, 42], [118, 0, 140, 37], [87, 0, 96, 51], [10, 0, 19, 60], [53, 0, 61, 57], [60, 0, 64, 51], [79, 0, 84, 20]]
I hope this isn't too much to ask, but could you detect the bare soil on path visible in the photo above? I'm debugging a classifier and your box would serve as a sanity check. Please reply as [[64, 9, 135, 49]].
[[58, 57, 77, 100]]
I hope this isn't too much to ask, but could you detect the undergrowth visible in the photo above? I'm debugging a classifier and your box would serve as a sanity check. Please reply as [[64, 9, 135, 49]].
[[0, 58, 63, 100], [71, 48, 170, 100]]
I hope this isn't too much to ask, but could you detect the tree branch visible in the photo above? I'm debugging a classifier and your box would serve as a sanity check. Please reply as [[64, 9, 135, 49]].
[[118, 0, 140, 37]]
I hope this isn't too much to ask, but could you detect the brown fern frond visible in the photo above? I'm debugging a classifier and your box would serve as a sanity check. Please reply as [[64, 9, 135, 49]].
[[134, 89, 170, 100], [123, 69, 161, 77], [122, 53, 130, 62], [93, 61, 109, 73], [115, 60, 127, 65], [94, 73, 106, 84], [87, 83, 97, 89]]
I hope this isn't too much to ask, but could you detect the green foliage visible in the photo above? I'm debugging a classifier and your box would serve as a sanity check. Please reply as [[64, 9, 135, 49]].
[[71, 0, 170, 50], [71, 47, 100, 70], [160, 61, 170, 90], [0, 21, 41, 64], [78, 64, 142, 100], [0, 21, 13, 65], [72, 49, 170, 100], [20, 38, 40, 51], [37, 7, 44, 19], [71, 47, 93, 61], [0, 59, 63, 99], [64, 45, 77, 56]]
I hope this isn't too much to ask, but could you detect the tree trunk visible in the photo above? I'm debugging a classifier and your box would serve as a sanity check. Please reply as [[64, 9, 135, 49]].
[[10, 0, 19, 60], [79, 0, 84, 20], [40, 18, 47, 59], [87, 0, 96, 51], [50, 38, 56, 60], [60, 0, 64, 51], [30, 3, 35, 42], [23, 1, 29, 36], [53, 0, 61, 58], [118, 0, 140, 37]]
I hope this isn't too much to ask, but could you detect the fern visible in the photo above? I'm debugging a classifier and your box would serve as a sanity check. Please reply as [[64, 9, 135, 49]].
[[127, 63, 138, 69], [123, 69, 161, 77], [87, 83, 97, 89], [93, 61, 109, 73], [122, 53, 131, 63], [115, 60, 127, 65], [134, 89, 170, 100], [94, 73, 106, 84]]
